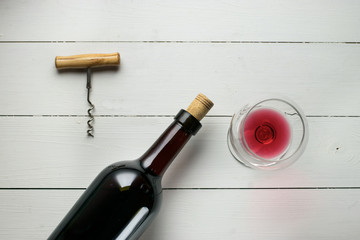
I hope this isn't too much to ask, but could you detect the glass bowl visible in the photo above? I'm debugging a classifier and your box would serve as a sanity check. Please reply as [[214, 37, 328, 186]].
[[227, 98, 308, 170]]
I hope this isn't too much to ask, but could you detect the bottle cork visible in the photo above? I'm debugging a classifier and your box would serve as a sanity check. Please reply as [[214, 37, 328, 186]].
[[186, 93, 214, 121]]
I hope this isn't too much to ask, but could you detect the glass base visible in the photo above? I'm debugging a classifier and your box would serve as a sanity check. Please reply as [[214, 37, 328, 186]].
[[227, 129, 289, 170]]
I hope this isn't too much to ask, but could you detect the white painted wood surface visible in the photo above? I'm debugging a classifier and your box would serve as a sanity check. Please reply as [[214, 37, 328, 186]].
[[1, 190, 359, 240], [0, 117, 359, 188], [1, 1, 359, 239], [0, 43, 360, 116], [0, 0, 359, 42]]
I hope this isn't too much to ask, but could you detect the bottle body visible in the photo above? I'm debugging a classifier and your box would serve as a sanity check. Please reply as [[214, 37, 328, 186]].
[[48, 160, 162, 240], [48, 110, 202, 240]]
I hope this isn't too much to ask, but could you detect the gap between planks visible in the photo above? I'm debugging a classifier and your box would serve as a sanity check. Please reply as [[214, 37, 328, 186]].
[[0, 115, 359, 118], [0, 41, 360, 44], [0, 187, 359, 191]]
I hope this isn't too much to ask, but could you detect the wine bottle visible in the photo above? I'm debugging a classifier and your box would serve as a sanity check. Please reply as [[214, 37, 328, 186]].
[[48, 93, 214, 240]]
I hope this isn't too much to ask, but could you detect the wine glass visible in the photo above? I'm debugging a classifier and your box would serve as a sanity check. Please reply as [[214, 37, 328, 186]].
[[227, 98, 308, 170]]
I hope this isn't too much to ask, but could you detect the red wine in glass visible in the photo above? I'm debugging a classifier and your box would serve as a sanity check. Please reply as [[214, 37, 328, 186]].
[[243, 108, 291, 159]]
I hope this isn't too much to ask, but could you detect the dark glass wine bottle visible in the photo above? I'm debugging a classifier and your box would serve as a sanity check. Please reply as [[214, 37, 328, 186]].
[[48, 94, 213, 240]]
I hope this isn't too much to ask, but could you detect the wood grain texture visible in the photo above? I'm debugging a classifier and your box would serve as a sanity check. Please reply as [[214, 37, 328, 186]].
[[55, 53, 120, 69], [0, 0, 359, 42], [0, 117, 359, 188], [0, 189, 359, 240], [0, 43, 359, 116]]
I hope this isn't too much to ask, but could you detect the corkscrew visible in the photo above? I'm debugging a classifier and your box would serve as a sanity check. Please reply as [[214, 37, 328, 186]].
[[55, 53, 120, 137]]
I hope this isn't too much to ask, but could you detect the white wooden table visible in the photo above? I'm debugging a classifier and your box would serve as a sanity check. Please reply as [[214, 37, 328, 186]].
[[1, 1, 360, 239]]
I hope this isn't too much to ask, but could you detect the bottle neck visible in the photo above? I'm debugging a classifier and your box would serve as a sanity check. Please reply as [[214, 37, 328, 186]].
[[140, 110, 201, 177]]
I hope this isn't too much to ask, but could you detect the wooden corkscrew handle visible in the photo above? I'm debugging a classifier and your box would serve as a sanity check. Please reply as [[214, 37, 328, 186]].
[[55, 53, 120, 69]]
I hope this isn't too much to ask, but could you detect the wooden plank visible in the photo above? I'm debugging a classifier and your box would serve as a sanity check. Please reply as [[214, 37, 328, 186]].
[[0, 189, 359, 239], [0, 0, 359, 42], [0, 116, 359, 188], [0, 43, 359, 116]]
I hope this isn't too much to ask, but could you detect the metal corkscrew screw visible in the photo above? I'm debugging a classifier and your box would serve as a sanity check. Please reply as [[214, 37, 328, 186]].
[[86, 68, 95, 137], [55, 53, 120, 137]]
